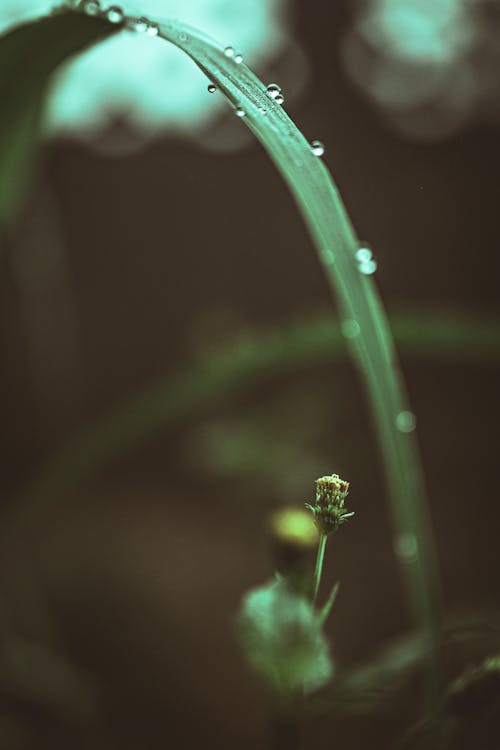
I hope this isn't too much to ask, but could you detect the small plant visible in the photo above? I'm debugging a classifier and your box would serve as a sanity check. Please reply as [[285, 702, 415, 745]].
[[237, 473, 351, 748], [2, 2, 500, 748]]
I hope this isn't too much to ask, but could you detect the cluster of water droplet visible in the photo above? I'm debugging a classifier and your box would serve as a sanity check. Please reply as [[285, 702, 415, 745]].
[[224, 47, 243, 63], [131, 16, 159, 35], [355, 244, 377, 275], [77, 0, 161, 36], [266, 83, 284, 105]]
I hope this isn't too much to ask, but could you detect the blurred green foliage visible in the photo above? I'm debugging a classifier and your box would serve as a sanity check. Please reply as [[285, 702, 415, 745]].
[[237, 576, 332, 695], [9, 309, 500, 518], [0, 10, 118, 230]]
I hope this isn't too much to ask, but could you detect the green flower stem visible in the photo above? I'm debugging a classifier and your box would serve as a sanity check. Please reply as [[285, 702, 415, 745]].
[[312, 533, 328, 606]]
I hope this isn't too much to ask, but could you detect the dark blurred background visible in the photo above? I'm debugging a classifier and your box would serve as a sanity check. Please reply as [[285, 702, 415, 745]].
[[1, 0, 500, 747]]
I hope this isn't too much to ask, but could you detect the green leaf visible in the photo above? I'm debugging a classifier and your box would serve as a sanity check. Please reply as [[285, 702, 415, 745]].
[[318, 582, 340, 626], [237, 577, 333, 695], [0, 9, 119, 231]]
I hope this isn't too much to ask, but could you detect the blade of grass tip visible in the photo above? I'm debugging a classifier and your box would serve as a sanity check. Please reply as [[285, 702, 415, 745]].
[[139, 14, 444, 706]]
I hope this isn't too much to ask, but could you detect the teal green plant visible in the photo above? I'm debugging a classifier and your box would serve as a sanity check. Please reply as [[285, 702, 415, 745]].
[[3, 6, 500, 746], [305, 474, 353, 604], [1, 0, 452, 719], [2, 4, 443, 692], [140, 11, 444, 709], [237, 481, 349, 748]]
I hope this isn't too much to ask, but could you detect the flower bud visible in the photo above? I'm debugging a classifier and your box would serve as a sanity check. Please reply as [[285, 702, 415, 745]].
[[306, 473, 353, 535]]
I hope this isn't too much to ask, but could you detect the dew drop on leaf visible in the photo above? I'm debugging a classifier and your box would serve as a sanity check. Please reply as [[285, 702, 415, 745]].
[[235, 107, 246, 117], [207, 84, 217, 94], [234, 53, 244, 64], [81, 0, 101, 15], [359, 260, 377, 275], [311, 140, 325, 156], [395, 532, 419, 564], [355, 247, 373, 263], [341, 319, 361, 339], [395, 410, 417, 433], [146, 23, 159, 36], [105, 5, 123, 23], [266, 83, 282, 99], [224, 46, 235, 57]]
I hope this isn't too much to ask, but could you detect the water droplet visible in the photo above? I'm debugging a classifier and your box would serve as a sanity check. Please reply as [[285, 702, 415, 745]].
[[341, 319, 361, 339], [105, 5, 123, 23], [266, 83, 282, 99], [81, 0, 100, 15], [224, 46, 235, 58], [396, 410, 417, 433], [179, 31, 188, 42], [234, 53, 243, 64], [145, 21, 159, 36], [133, 18, 147, 32], [311, 140, 325, 156], [359, 259, 378, 275], [395, 532, 419, 564], [275, 93, 285, 105], [257, 106, 267, 115], [355, 246, 372, 263], [234, 107, 246, 117], [207, 84, 217, 94]]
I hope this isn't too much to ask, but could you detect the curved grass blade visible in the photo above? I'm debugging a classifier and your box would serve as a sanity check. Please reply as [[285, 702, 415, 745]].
[[137, 15, 444, 700], [0, 11, 121, 231], [4, 6, 478, 706]]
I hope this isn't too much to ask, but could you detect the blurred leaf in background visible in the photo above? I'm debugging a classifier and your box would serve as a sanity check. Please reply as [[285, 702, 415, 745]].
[[0, 10, 117, 229], [182, 381, 337, 503], [237, 576, 333, 695]]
